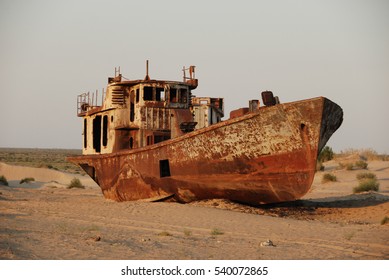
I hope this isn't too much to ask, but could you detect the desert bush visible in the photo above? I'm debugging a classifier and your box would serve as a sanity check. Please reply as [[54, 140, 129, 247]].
[[322, 173, 337, 183], [338, 148, 379, 160], [355, 160, 368, 169], [19, 177, 35, 184], [381, 216, 389, 225], [67, 178, 85, 189], [346, 163, 354, 170], [381, 154, 389, 161], [356, 172, 376, 181], [211, 228, 224, 236], [0, 175, 8, 186], [318, 146, 334, 163], [158, 231, 172, 236], [353, 179, 379, 193]]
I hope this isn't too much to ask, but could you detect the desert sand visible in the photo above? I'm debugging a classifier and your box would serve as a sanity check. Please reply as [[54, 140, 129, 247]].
[[0, 159, 388, 260]]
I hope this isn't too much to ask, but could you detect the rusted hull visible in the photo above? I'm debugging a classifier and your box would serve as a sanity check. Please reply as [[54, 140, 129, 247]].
[[68, 97, 343, 205]]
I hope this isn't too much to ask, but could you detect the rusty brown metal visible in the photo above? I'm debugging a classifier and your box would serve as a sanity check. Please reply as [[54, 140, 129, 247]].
[[68, 65, 343, 206]]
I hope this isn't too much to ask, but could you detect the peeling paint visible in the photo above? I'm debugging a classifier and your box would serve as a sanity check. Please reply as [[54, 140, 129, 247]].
[[68, 64, 343, 205]]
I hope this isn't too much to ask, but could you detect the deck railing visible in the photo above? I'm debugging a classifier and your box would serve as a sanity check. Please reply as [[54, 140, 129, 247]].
[[77, 89, 105, 115]]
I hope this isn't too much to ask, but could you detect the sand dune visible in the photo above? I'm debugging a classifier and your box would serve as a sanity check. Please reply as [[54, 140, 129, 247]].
[[0, 162, 98, 189], [0, 160, 388, 259]]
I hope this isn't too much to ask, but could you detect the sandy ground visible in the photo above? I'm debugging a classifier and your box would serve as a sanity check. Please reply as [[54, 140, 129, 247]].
[[0, 160, 388, 260]]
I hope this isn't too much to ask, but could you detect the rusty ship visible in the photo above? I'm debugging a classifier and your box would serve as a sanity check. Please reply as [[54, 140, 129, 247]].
[[68, 62, 343, 205]]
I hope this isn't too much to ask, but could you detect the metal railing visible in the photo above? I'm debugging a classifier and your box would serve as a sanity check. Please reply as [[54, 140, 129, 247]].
[[77, 89, 105, 115]]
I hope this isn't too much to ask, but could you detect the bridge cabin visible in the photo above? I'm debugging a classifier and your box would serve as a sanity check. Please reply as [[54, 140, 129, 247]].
[[76, 65, 224, 155]]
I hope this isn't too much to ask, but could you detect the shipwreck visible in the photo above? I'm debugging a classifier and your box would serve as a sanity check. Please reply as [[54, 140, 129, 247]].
[[68, 62, 343, 205]]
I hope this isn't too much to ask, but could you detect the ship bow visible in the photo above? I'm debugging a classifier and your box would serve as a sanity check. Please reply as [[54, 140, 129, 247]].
[[318, 98, 344, 153]]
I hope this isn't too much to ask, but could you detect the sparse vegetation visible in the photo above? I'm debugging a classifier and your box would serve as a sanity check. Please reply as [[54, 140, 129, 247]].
[[338, 148, 379, 161], [345, 163, 354, 170], [344, 231, 355, 241], [353, 179, 379, 193], [19, 177, 35, 184], [322, 173, 337, 183], [158, 231, 172, 237], [0, 175, 8, 186], [0, 148, 83, 174], [381, 216, 389, 225], [356, 172, 376, 181], [67, 178, 85, 189], [354, 170, 380, 193], [211, 228, 224, 236], [318, 146, 334, 163], [355, 160, 368, 170]]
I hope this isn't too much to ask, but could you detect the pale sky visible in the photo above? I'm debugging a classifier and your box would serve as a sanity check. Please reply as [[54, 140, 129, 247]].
[[1, 0, 388, 153]]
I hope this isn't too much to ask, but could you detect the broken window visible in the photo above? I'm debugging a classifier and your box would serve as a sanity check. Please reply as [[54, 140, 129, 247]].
[[136, 88, 140, 103], [143, 86, 153, 101], [154, 135, 170, 144], [180, 88, 188, 103], [170, 88, 177, 102], [93, 116, 101, 153], [156, 88, 164, 101]]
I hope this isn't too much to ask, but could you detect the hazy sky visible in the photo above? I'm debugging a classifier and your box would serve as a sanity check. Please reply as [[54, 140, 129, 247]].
[[1, 0, 388, 153]]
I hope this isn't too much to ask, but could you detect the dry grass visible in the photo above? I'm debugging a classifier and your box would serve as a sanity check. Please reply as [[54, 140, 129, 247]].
[[356, 172, 377, 181], [322, 173, 337, 183], [211, 228, 224, 236], [0, 175, 8, 186], [336, 148, 386, 161], [0, 148, 83, 174], [381, 216, 389, 225], [353, 179, 379, 193], [67, 178, 85, 189]]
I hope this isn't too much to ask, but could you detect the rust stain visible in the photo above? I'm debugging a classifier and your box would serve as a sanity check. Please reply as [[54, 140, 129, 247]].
[[68, 62, 343, 206]]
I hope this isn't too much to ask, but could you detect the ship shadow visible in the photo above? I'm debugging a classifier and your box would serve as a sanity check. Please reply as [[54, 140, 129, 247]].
[[260, 192, 389, 210]]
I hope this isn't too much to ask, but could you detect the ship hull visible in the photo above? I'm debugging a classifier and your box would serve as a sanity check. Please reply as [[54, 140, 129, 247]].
[[68, 97, 343, 205]]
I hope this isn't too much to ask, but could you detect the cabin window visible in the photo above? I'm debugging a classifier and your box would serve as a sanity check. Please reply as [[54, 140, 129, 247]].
[[130, 102, 135, 122], [154, 135, 170, 144], [143, 86, 153, 101], [181, 88, 188, 103], [93, 116, 101, 153], [136, 89, 140, 103], [170, 88, 177, 102], [156, 88, 164, 101], [102, 115, 108, 147], [159, 159, 171, 178], [83, 119, 87, 149]]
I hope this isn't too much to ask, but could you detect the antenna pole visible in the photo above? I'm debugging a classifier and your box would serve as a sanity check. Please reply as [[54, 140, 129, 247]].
[[144, 60, 150, 81]]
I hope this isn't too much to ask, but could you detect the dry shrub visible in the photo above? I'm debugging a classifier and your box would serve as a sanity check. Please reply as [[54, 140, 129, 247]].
[[353, 179, 379, 193], [338, 148, 379, 161], [322, 173, 337, 183], [67, 178, 85, 189], [0, 175, 8, 186], [354, 160, 368, 169], [19, 177, 35, 184], [356, 172, 376, 181]]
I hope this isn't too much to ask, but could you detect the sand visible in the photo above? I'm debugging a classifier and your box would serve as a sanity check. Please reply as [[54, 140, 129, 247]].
[[0, 160, 388, 260]]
